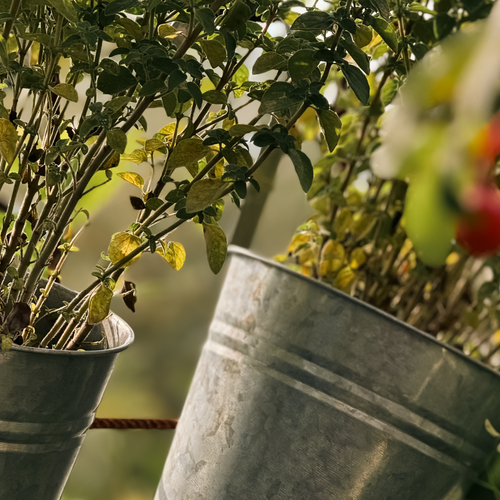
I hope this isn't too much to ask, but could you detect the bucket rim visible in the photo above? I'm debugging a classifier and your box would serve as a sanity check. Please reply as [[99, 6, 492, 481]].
[[9, 314, 134, 357], [228, 245, 500, 380]]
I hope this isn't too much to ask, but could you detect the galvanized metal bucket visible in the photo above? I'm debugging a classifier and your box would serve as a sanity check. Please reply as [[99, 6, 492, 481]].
[[0, 282, 134, 500], [156, 246, 500, 500]]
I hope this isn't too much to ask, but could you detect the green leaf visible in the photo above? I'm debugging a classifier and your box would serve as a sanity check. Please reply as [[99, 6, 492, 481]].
[[317, 109, 342, 152], [0, 118, 17, 165], [221, 0, 252, 31], [169, 138, 212, 169], [117, 17, 144, 41], [353, 24, 372, 48], [232, 64, 249, 87], [408, 2, 436, 15], [371, 17, 399, 53], [186, 178, 227, 212], [97, 67, 137, 95], [433, 14, 455, 40], [139, 79, 167, 97], [107, 128, 127, 154], [46, 0, 78, 23], [288, 148, 313, 192], [288, 50, 318, 81], [187, 82, 203, 108], [203, 90, 227, 105], [196, 8, 215, 35], [145, 197, 164, 210], [291, 11, 333, 31], [371, 0, 390, 20], [167, 69, 187, 91], [117, 172, 144, 189], [229, 124, 258, 137], [381, 78, 398, 106], [108, 232, 142, 267], [341, 64, 370, 105], [253, 52, 286, 75], [104, 0, 139, 16], [88, 284, 114, 325], [105, 96, 132, 113], [18, 32, 54, 47], [202, 222, 227, 274], [259, 82, 304, 115], [343, 37, 370, 75], [200, 39, 226, 68], [156, 240, 186, 270]]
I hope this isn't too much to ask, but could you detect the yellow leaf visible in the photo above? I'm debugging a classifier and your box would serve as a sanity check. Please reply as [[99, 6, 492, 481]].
[[169, 138, 212, 168], [145, 138, 165, 153], [49, 83, 79, 103], [288, 233, 309, 254], [158, 23, 180, 39], [349, 248, 366, 270], [158, 123, 177, 136], [0, 118, 18, 164], [88, 283, 114, 325], [486, 419, 500, 438], [214, 159, 224, 179], [203, 222, 227, 274], [103, 151, 121, 170], [493, 330, 500, 345], [186, 178, 227, 213], [334, 207, 352, 241], [298, 248, 315, 266], [121, 148, 148, 164], [156, 240, 186, 270], [117, 172, 144, 190], [351, 212, 376, 238], [274, 254, 288, 263], [334, 266, 356, 292], [108, 232, 143, 267], [320, 240, 345, 277]]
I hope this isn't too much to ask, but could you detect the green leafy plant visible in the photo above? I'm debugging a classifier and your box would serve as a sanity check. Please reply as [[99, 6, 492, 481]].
[[0, 0, 427, 351], [278, 0, 500, 367]]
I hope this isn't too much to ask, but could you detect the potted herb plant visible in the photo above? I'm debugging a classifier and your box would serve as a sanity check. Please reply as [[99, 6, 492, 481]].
[[0, 0, 329, 497], [155, 1, 500, 499]]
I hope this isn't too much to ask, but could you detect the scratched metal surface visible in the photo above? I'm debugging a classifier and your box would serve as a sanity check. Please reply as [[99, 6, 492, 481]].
[[157, 247, 500, 500], [0, 282, 134, 500]]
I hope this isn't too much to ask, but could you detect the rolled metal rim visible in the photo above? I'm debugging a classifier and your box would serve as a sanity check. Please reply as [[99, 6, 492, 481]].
[[9, 320, 134, 357], [228, 245, 500, 380]]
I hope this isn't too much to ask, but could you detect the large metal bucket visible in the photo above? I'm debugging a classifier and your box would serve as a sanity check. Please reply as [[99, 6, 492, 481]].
[[0, 282, 134, 500], [156, 247, 500, 500]]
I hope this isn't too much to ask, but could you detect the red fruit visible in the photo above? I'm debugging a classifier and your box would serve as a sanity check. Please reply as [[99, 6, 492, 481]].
[[456, 185, 500, 257]]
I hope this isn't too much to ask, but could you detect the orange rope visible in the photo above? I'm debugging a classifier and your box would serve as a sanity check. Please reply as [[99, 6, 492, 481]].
[[90, 418, 178, 430]]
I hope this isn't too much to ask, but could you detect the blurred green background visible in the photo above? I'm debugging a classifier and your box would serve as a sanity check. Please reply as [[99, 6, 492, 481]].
[[61, 132, 319, 500]]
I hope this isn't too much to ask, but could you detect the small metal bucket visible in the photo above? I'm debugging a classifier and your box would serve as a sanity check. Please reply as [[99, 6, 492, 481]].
[[156, 247, 500, 500], [0, 282, 134, 500]]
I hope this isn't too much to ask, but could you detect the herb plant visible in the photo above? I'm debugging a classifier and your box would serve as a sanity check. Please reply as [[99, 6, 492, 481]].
[[279, 0, 500, 366], [0, 0, 418, 350]]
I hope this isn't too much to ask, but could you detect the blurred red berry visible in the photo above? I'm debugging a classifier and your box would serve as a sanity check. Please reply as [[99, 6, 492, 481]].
[[456, 185, 500, 257]]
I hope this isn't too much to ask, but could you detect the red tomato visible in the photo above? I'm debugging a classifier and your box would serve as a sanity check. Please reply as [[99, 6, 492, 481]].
[[456, 185, 500, 257]]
